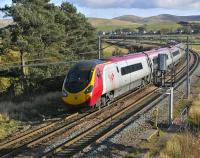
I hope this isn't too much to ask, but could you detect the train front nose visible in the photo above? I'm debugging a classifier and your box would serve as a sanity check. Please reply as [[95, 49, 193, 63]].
[[62, 89, 92, 106], [62, 60, 97, 106]]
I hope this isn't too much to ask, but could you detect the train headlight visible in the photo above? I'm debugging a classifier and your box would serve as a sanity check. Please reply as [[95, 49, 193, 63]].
[[84, 85, 93, 94], [62, 89, 68, 97]]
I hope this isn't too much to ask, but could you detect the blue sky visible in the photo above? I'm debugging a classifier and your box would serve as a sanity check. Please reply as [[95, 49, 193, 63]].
[[0, 0, 200, 19]]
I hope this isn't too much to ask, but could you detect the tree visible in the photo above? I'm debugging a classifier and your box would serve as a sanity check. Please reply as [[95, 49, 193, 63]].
[[159, 28, 170, 35], [137, 26, 145, 34], [0, 0, 97, 94]]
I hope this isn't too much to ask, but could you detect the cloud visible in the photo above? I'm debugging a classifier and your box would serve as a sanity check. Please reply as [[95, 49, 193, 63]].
[[68, 0, 200, 9]]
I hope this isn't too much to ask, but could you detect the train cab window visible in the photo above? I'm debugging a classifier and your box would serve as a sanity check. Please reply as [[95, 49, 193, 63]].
[[153, 57, 158, 64], [173, 50, 180, 57], [64, 61, 97, 93], [121, 63, 143, 76]]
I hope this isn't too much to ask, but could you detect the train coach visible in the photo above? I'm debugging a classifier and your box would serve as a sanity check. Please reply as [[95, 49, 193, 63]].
[[62, 43, 186, 108]]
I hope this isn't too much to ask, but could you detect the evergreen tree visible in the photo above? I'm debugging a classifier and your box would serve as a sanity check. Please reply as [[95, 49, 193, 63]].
[[0, 0, 97, 93], [1, 0, 96, 58], [1, 0, 96, 75]]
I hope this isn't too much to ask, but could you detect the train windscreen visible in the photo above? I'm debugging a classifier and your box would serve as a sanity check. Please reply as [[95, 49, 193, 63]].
[[63, 61, 96, 93]]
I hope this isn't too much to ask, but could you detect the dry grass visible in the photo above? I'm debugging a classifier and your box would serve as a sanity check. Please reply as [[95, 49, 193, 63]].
[[158, 133, 200, 158], [192, 45, 200, 52], [138, 130, 166, 157], [188, 95, 200, 126], [0, 91, 66, 139], [102, 43, 129, 58], [88, 18, 137, 26], [88, 18, 141, 32], [0, 92, 64, 122]]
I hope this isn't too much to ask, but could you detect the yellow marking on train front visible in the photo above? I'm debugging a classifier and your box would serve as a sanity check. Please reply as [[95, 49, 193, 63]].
[[62, 67, 97, 106]]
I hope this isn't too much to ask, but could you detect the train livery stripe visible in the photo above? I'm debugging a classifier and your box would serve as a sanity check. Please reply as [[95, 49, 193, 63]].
[[88, 64, 105, 107]]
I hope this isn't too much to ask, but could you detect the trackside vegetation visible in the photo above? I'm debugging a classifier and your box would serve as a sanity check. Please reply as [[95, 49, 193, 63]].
[[0, 0, 97, 139], [0, 0, 97, 95]]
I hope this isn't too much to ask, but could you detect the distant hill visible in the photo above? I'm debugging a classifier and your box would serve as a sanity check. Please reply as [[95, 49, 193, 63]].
[[0, 19, 13, 28], [114, 14, 200, 23], [88, 16, 182, 32], [114, 15, 143, 23], [88, 17, 137, 26], [88, 17, 141, 32]]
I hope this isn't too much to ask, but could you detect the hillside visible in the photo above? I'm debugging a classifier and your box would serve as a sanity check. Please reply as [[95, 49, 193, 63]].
[[88, 17, 141, 32], [114, 15, 143, 23], [88, 17, 181, 32], [145, 22, 181, 31], [114, 14, 200, 23]]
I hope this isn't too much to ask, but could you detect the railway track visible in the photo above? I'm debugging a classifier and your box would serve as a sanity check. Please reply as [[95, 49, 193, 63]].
[[0, 104, 115, 157], [41, 51, 199, 158], [0, 51, 198, 158], [0, 83, 155, 157]]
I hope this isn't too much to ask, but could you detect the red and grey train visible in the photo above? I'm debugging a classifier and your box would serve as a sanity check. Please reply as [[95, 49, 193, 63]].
[[62, 43, 186, 108]]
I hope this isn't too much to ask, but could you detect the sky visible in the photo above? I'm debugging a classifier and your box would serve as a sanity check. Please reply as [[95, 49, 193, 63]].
[[0, 0, 200, 19]]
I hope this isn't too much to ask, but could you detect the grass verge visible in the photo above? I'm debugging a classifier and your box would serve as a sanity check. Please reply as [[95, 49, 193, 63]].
[[0, 114, 22, 140], [0, 91, 68, 139], [102, 43, 129, 58], [158, 133, 200, 158]]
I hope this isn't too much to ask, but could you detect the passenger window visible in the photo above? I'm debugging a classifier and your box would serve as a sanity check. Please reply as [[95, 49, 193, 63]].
[[121, 63, 143, 76]]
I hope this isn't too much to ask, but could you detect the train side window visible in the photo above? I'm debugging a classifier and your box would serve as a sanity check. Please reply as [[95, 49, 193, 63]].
[[121, 63, 143, 76], [173, 50, 180, 56], [153, 57, 158, 64], [121, 67, 126, 75], [127, 65, 132, 73]]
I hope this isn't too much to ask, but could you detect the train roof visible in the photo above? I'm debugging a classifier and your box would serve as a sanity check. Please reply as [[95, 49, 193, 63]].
[[73, 60, 105, 70], [108, 53, 145, 62], [102, 44, 181, 62], [107, 47, 171, 62]]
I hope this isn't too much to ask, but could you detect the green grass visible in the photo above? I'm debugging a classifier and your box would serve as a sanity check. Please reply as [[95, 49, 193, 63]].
[[144, 22, 182, 32], [0, 114, 21, 140], [0, 77, 11, 93], [88, 18, 182, 32], [0, 49, 21, 92], [96, 25, 140, 32]]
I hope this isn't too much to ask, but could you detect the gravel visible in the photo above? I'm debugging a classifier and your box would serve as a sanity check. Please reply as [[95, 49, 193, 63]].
[[77, 55, 200, 158]]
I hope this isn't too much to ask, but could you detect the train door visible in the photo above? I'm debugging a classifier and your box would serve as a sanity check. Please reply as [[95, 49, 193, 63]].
[[114, 61, 130, 97], [102, 63, 119, 94]]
